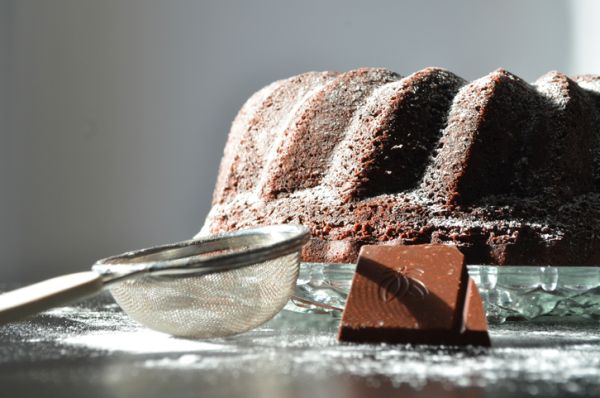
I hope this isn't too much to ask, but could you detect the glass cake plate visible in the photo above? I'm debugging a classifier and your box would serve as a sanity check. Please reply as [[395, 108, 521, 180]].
[[287, 263, 600, 323]]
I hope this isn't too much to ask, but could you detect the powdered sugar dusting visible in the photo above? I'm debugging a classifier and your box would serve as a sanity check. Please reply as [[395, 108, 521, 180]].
[[4, 291, 600, 396], [575, 79, 600, 93], [135, 316, 600, 395], [255, 78, 335, 194], [322, 78, 405, 189], [64, 330, 230, 354], [534, 71, 571, 109]]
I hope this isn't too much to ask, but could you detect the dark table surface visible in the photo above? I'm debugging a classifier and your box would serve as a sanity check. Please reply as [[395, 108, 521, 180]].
[[1, 289, 600, 398]]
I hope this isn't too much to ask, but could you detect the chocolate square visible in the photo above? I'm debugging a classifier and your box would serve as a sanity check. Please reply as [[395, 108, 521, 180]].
[[338, 244, 490, 346]]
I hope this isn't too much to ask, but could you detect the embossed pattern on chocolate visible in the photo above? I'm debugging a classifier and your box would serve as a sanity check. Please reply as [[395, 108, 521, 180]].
[[378, 266, 428, 302]]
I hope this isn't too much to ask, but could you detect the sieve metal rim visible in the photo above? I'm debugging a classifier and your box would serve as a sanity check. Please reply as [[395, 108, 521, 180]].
[[91, 224, 309, 283]]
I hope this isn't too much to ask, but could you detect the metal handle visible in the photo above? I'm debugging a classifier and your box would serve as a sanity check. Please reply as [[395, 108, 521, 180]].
[[0, 271, 103, 325]]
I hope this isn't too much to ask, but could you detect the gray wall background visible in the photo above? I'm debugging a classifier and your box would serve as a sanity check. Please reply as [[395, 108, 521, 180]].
[[0, 0, 597, 281]]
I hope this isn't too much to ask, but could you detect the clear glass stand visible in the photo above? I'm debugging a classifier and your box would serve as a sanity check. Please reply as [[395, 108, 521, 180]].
[[287, 263, 600, 323]]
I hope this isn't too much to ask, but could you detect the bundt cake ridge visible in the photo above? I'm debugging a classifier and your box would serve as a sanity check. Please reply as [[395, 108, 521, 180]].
[[202, 67, 600, 265]]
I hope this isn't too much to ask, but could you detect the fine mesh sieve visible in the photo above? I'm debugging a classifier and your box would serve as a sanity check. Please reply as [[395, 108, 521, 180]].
[[108, 252, 300, 338], [0, 225, 309, 338]]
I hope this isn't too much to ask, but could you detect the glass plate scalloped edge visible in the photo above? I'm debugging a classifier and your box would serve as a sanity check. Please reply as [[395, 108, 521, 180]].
[[286, 263, 600, 323]]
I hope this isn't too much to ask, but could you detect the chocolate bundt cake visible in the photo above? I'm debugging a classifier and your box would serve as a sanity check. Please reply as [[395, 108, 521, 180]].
[[199, 67, 600, 265]]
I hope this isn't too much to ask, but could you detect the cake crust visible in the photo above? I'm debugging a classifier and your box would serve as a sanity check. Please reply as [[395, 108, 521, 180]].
[[201, 67, 600, 265]]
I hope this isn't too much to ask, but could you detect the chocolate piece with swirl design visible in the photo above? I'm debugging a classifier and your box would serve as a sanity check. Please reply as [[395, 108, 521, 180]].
[[338, 244, 490, 346]]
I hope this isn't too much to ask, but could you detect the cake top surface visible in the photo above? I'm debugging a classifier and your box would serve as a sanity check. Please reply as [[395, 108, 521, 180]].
[[201, 67, 600, 265]]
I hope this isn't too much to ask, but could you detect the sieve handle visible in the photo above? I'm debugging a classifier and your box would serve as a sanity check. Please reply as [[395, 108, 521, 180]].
[[0, 271, 103, 325]]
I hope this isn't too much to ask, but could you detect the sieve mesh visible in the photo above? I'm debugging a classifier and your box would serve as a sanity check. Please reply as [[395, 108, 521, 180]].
[[109, 252, 300, 338]]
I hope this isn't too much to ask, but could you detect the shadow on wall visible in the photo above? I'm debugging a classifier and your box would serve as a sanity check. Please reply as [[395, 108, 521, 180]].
[[1, 0, 572, 281]]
